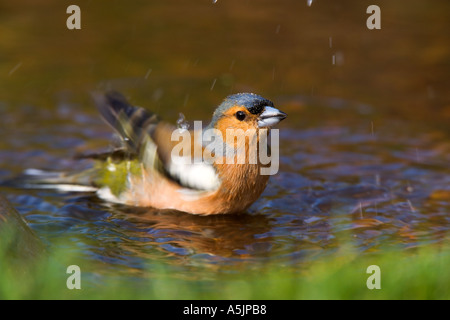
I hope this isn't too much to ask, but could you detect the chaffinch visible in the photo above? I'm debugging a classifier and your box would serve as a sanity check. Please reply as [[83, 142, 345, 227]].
[[21, 91, 287, 215]]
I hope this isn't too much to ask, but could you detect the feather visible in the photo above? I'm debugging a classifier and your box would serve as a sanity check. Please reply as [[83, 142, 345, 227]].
[[92, 91, 220, 192]]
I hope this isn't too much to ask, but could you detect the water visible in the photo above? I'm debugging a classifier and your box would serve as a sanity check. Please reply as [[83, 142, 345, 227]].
[[0, 0, 449, 279]]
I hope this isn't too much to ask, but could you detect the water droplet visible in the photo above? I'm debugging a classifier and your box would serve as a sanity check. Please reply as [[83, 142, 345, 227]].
[[229, 59, 235, 71], [375, 174, 380, 186], [275, 25, 281, 34], [332, 52, 344, 66], [407, 199, 416, 212], [210, 78, 217, 91], [183, 94, 190, 107], [427, 85, 435, 100], [144, 68, 152, 79], [8, 62, 22, 76], [177, 113, 190, 131]]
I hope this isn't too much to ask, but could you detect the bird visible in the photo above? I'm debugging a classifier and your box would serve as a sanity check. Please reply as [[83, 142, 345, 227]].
[[15, 91, 287, 215]]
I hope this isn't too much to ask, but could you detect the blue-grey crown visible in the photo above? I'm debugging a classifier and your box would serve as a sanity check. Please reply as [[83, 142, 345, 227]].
[[224, 93, 274, 115]]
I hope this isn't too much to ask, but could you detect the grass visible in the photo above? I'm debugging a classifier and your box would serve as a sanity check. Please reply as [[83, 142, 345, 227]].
[[1, 235, 449, 300]]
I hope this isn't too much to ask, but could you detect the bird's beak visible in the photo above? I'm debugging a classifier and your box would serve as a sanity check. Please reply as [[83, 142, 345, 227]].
[[257, 106, 287, 128]]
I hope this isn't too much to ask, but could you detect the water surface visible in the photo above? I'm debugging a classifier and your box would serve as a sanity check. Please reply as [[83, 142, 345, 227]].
[[0, 0, 449, 280]]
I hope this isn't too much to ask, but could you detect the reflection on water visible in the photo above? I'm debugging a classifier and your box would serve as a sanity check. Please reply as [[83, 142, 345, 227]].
[[0, 0, 449, 278], [106, 206, 273, 259]]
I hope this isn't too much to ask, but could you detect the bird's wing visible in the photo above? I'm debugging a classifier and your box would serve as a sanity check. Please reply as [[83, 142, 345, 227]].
[[92, 91, 220, 191], [92, 91, 160, 155]]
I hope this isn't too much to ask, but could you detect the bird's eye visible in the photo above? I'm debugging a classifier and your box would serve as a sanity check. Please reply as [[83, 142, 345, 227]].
[[235, 111, 246, 121]]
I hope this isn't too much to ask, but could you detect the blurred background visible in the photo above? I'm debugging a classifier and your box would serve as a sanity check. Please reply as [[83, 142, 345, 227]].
[[1, 0, 449, 123]]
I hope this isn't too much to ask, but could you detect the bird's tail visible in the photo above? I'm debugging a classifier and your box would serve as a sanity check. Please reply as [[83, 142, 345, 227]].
[[1, 168, 98, 192]]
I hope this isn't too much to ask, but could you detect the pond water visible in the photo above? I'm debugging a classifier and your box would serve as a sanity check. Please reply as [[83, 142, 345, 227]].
[[0, 1, 449, 279]]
